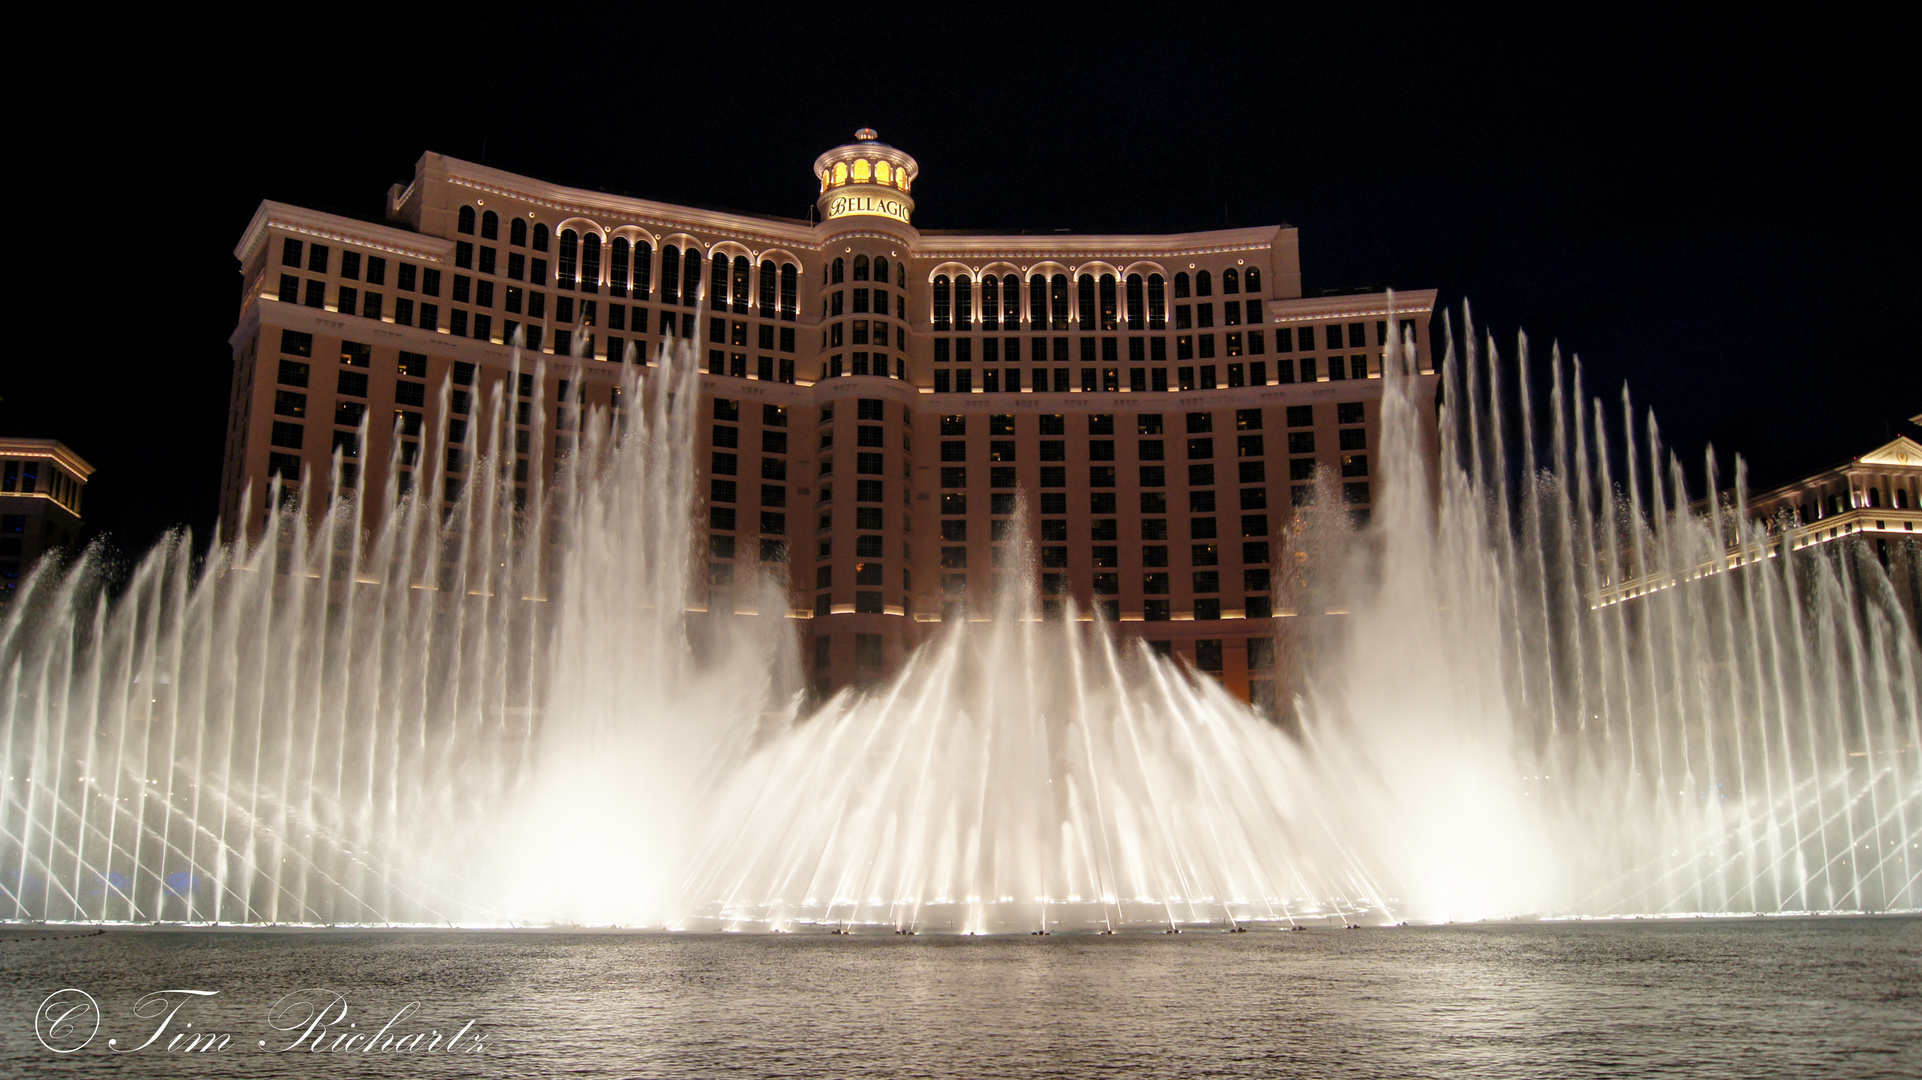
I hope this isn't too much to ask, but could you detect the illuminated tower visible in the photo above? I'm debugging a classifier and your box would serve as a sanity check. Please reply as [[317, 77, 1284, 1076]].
[[815, 128, 918, 227], [805, 130, 923, 682]]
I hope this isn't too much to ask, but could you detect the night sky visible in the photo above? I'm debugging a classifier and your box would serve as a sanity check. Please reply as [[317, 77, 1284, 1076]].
[[13, 7, 1916, 556]]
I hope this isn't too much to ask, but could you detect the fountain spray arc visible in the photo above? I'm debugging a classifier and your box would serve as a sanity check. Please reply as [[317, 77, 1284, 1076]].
[[1, 310, 1917, 931], [0, 335, 795, 928], [1297, 307, 1921, 918]]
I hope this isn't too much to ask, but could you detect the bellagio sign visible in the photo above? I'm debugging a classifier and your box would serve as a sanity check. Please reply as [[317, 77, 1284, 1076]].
[[826, 192, 911, 224]]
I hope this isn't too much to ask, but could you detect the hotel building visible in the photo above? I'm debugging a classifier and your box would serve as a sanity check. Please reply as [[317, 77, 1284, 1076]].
[[0, 438, 92, 601], [221, 130, 1439, 703], [1740, 426, 1922, 632]]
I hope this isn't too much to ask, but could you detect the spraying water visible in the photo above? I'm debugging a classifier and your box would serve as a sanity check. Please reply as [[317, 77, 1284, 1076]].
[[1, 319, 1915, 930]]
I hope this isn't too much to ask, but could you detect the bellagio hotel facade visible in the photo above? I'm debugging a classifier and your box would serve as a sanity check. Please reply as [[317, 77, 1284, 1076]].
[[221, 130, 1438, 706]]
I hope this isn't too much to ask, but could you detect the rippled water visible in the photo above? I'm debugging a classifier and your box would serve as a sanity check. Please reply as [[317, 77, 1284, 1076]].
[[2, 920, 1916, 1078]]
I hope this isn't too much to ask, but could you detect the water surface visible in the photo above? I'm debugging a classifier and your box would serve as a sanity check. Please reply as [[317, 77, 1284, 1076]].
[[3, 919, 1916, 1078]]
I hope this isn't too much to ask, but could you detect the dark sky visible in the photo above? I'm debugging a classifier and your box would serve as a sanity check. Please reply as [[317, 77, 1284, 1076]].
[[12, 6, 1917, 555]]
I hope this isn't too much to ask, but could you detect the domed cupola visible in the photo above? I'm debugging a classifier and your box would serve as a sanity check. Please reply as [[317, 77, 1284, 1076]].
[[814, 129, 918, 226]]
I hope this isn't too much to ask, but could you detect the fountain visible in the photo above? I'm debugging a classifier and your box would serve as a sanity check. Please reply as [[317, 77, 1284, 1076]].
[[1, 316, 1916, 931]]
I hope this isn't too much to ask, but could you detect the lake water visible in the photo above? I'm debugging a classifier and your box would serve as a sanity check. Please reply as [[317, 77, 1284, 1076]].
[[3, 919, 1917, 1078]]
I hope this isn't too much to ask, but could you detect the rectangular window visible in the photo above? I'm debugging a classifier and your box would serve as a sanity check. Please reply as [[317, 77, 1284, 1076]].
[[281, 237, 302, 266], [278, 273, 298, 302], [307, 243, 329, 273], [304, 279, 326, 308], [277, 359, 310, 387]]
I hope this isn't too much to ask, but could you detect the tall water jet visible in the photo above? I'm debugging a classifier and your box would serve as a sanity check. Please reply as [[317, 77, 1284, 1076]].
[[2, 313, 1916, 930]]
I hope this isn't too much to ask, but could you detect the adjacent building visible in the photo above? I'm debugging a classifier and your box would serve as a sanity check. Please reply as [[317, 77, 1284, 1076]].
[[1742, 426, 1922, 631], [0, 438, 92, 600], [221, 131, 1439, 702]]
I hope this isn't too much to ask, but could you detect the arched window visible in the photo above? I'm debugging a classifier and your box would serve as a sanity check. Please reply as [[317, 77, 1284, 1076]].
[[1196, 270, 1212, 296], [1001, 274, 1019, 327], [1222, 267, 1239, 294], [661, 245, 681, 304], [533, 223, 550, 252], [682, 248, 701, 307], [897, 262, 907, 288], [611, 237, 631, 296], [635, 242, 653, 298], [1050, 274, 1069, 330], [780, 263, 798, 320], [481, 210, 499, 241], [457, 205, 476, 234], [581, 234, 601, 294], [831, 257, 845, 284], [932, 275, 951, 331], [1126, 274, 1145, 330], [558, 229, 579, 290], [759, 260, 777, 316], [1173, 272, 1190, 299], [873, 255, 889, 284], [1076, 275, 1096, 330], [981, 275, 999, 330], [1029, 275, 1047, 329], [1868, 488, 1882, 508], [1099, 274, 1117, 331], [1148, 274, 1166, 329], [853, 254, 870, 281], [954, 276, 972, 329], [1244, 267, 1261, 293], [510, 218, 528, 247], [732, 255, 750, 314], [711, 252, 730, 309]]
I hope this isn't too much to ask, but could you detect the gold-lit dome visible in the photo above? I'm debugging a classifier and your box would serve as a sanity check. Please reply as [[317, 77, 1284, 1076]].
[[813, 129, 918, 226]]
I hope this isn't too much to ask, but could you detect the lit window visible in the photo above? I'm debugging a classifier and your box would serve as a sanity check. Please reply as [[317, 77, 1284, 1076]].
[[851, 158, 871, 182]]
